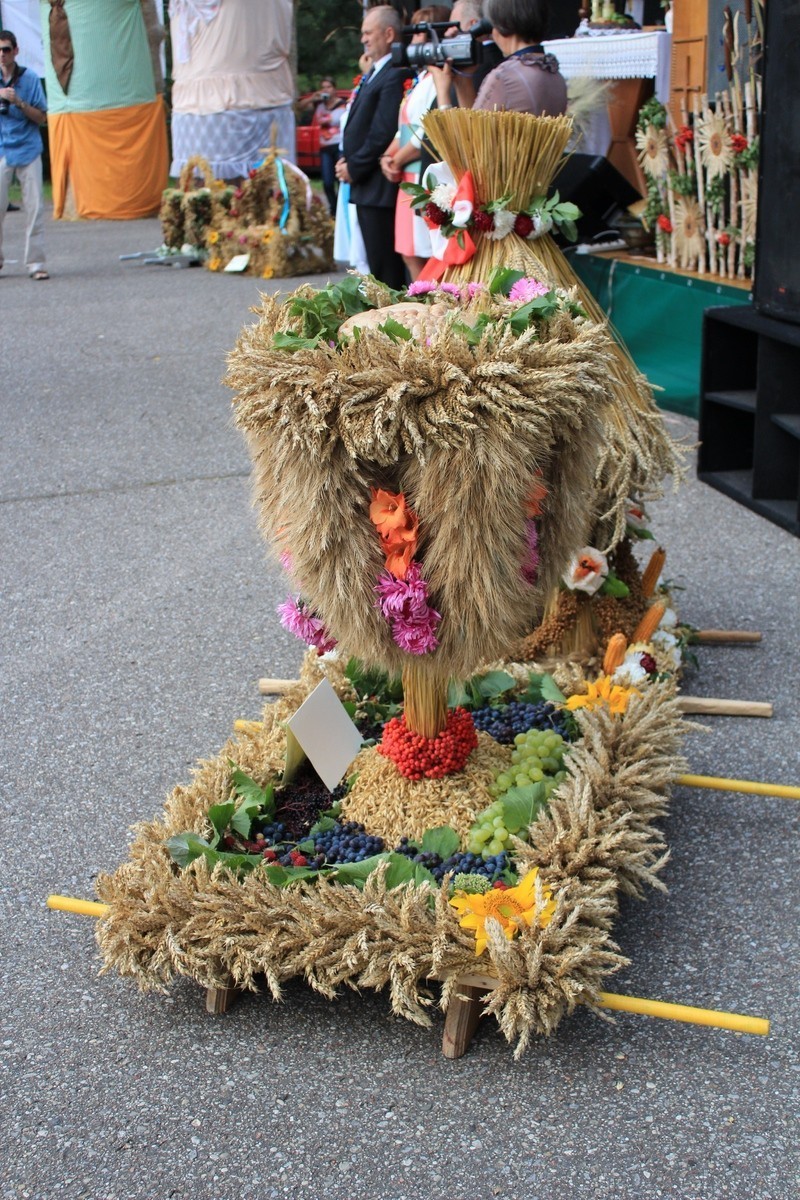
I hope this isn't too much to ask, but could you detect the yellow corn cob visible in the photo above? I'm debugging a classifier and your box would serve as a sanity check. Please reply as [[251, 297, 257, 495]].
[[602, 632, 628, 675], [641, 546, 666, 598], [632, 602, 666, 644]]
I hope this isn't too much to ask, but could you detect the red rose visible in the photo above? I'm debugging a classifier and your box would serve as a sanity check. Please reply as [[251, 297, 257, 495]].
[[513, 212, 534, 237], [674, 125, 694, 151], [472, 209, 494, 233], [424, 201, 448, 226], [731, 133, 748, 154], [657, 214, 673, 233], [716, 232, 731, 247]]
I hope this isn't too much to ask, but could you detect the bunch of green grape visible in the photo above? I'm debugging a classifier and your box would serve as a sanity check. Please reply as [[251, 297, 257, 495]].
[[467, 730, 569, 859], [492, 729, 568, 796]]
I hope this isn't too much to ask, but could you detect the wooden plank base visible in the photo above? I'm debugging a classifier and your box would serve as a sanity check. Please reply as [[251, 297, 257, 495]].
[[205, 983, 240, 1014], [442, 983, 489, 1059]]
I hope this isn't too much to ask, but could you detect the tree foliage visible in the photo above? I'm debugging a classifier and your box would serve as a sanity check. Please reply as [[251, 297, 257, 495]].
[[295, 0, 364, 90]]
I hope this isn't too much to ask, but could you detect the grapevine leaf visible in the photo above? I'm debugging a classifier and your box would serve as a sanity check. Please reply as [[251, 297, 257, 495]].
[[501, 782, 548, 835], [377, 316, 413, 343], [412, 863, 439, 888], [166, 832, 215, 869], [420, 826, 460, 859], [297, 839, 316, 854], [271, 330, 321, 353], [333, 854, 389, 888], [230, 766, 270, 808], [475, 670, 516, 700], [448, 679, 471, 709], [308, 816, 336, 835], [206, 802, 235, 842], [540, 674, 566, 704]]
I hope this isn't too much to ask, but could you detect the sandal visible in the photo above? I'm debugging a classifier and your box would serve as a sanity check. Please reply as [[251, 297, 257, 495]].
[[30, 269, 49, 280]]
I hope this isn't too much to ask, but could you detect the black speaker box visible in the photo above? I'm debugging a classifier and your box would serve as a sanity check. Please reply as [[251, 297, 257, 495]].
[[753, 4, 800, 324], [552, 153, 641, 240]]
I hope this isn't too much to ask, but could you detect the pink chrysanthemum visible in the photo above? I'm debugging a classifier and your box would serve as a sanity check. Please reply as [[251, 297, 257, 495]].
[[374, 563, 441, 655], [438, 282, 462, 298], [466, 281, 486, 298], [391, 615, 440, 655], [521, 519, 539, 584], [509, 277, 550, 303], [277, 597, 337, 653], [406, 279, 438, 296]]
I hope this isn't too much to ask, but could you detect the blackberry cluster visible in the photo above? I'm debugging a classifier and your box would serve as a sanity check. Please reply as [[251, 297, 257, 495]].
[[393, 839, 510, 884], [274, 765, 340, 838], [310, 820, 384, 865], [472, 700, 572, 744]]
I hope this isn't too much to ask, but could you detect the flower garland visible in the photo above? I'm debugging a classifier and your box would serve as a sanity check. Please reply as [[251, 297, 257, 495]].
[[401, 162, 580, 256], [369, 488, 440, 656]]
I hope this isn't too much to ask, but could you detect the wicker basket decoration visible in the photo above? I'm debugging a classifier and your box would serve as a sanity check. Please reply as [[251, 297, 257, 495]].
[[205, 150, 334, 278], [159, 155, 233, 251]]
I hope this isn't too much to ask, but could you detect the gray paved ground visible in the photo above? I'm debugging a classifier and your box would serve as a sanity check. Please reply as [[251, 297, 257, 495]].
[[1, 210, 798, 1200]]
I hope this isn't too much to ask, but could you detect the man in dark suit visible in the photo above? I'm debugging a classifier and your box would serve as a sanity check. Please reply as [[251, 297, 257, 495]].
[[335, 5, 409, 289]]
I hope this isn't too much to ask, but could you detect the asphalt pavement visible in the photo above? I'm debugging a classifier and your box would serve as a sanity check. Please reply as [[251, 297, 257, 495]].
[[1, 209, 798, 1200]]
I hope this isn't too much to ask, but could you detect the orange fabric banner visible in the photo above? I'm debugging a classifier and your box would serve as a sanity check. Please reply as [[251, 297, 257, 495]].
[[49, 99, 168, 220]]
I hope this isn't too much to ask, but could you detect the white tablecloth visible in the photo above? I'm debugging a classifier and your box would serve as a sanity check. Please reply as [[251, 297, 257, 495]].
[[543, 31, 672, 103]]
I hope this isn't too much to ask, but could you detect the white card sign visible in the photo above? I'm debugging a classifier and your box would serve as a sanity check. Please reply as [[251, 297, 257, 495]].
[[286, 678, 363, 792], [224, 253, 250, 273]]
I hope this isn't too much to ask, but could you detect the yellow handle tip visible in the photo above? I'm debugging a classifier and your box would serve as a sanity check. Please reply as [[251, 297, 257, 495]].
[[47, 895, 110, 918]]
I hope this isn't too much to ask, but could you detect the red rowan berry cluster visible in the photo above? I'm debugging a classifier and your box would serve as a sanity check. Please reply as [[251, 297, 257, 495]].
[[378, 708, 478, 779]]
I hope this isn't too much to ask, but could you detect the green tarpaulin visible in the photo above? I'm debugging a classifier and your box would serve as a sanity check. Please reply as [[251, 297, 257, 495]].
[[571, 253, 750, 418]]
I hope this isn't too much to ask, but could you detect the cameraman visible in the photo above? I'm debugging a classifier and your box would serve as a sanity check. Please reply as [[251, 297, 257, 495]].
[[430, 0, 567, 117], [0, 29, 48, 280]]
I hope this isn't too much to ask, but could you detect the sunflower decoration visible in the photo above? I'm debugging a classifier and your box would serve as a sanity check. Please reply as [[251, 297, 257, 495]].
[[450, 868, 556, 956], [695, 111, 734, 180], [672, 196, 705, 269], [635, 123, 669, 179], [565, 674, 640, 716]]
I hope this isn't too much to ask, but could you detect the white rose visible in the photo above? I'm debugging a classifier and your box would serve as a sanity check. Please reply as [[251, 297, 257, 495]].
[[486, 209, 516, 241]]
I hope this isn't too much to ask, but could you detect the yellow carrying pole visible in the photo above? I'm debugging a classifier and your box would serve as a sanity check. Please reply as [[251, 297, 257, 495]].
[[234, 719, 263, 734], [677, 773, 800, 800], [47, 895, 110, 918], [597, 990, 770, 1036]]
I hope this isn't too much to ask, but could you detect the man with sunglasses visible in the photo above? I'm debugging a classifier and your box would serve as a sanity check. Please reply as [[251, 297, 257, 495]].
[[0, 30, 48, 280]]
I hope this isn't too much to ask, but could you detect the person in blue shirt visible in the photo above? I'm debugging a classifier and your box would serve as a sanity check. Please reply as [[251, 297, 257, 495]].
[[0, 29, 49, 279]]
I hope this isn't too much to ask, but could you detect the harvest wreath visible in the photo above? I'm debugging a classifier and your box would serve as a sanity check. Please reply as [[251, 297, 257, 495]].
[[50, 112, 769, 1054]]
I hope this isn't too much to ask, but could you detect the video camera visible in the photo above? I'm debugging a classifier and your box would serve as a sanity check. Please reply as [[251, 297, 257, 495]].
[[390, 18, 493, 70]]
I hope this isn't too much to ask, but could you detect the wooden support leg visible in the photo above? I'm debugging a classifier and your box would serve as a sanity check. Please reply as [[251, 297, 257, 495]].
[[205, 982, 240, 1014], [442, 983, 488, 1059]]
